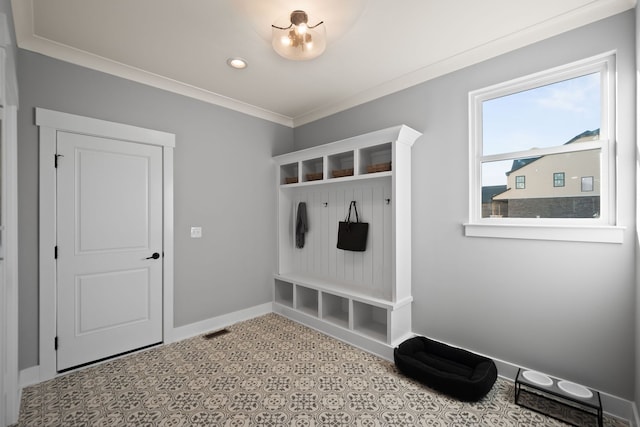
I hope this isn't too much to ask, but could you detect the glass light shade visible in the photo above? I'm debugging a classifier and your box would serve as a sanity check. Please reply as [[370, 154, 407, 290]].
[[271, 11, 326, 61]]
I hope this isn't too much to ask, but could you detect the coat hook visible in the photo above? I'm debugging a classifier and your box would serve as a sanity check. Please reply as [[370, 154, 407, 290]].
[[385, 198, 391, 205]]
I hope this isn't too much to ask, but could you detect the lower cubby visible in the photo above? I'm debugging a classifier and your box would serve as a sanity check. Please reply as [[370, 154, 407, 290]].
[[273, 275, 412, 360], [274, 279, 294, 308], [296, 285, 319, 317], [352, 300, 387, 342], [321, 293, 349, 328]]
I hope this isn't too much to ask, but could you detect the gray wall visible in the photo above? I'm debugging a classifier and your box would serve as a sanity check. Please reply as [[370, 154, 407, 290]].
[[17, 50, 293, 369], [295, 11, 636, 399]]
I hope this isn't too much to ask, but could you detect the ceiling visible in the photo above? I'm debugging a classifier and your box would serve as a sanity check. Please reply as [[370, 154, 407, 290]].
[[11, 0, 635, 127]]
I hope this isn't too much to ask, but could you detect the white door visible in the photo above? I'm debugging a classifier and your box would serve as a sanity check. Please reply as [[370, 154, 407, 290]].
[[56, 131, 163, 371]]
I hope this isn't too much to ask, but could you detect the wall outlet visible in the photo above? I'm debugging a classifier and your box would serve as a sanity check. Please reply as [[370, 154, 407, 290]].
[[190, 226, 202, 238]]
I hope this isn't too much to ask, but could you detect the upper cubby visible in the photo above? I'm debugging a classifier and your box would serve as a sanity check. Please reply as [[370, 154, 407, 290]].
[[302, 157, 323, 182], [275, 125, 421, 188], [359, 143, 392, 175], [328, 151, 354, 179], [280, 162, 299, 185]]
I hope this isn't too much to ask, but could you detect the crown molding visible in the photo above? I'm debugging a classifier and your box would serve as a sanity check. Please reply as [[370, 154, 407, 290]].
[[11, 0, 294, 127], [292, 0, 636, 127], [11, 0, 635, 129]]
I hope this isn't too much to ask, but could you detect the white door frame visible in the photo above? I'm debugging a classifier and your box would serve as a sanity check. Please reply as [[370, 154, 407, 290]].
[[2, 105, 19, 425], [37, 108, 175, 382]]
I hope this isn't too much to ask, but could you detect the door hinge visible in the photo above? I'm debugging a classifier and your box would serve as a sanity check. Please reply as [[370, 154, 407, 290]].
[[54, 154, 64, 168], [54, 336, 58, 350], [54, 246, 58, 259]]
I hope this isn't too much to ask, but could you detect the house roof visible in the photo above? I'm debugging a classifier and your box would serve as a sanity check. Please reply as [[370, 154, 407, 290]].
[[482, 185, 508, 204], [506, 128, 600, 176]]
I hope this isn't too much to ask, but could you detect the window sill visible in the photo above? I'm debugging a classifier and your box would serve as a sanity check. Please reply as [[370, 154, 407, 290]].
[[463, 223, 625, 244]]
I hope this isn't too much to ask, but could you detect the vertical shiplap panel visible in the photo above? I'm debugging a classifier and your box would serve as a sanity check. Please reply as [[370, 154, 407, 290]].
[[383, 181, 393, 299], [320, 189, 330, 277], [305, 192, 315, 275], [312, 191, 323, 275], [343, 187, 355, 282], [336, 188, 346, 281], [353, 187, 368, 286], [289, 179, 392, 300], [370, 185, 384, 297], [328, 189, 337, 280], [362, 186, 374, 289], [303, 192, 311, 275]]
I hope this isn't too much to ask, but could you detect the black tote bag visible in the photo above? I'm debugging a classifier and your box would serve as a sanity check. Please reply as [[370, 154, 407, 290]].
[[337, 201, 369, 251]]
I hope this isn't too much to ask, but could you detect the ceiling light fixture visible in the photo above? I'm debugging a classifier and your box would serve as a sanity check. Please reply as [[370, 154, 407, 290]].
[[271, 10, 326, 61], [227, 57, 248, 69]]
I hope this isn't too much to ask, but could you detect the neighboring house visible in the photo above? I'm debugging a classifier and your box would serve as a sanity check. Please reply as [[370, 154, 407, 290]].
[[481, 185, 508, 217], [491, 129, 600, 218]]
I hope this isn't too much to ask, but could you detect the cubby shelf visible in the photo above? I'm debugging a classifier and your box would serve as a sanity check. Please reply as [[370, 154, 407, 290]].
[[272, 274, 412, 346], [273, 125, 422, 358], [279, 143, 394, 187]]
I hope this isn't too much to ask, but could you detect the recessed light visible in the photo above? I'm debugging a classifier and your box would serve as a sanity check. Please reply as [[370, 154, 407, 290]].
[[227, 57, 248, 69]]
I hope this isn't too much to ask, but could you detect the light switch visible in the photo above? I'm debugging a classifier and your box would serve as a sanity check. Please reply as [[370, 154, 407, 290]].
[[190, 226, 202, 238]]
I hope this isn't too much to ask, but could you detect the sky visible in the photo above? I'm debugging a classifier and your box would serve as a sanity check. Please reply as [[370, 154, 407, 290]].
[[481, 72, 601, 186]]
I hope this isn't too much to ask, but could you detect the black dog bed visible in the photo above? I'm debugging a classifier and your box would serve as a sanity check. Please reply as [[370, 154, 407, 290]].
[[394, 336, 497, 401]]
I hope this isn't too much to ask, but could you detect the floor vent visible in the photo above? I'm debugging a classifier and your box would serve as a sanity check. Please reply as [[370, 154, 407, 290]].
[[203, 328, 230, 339]]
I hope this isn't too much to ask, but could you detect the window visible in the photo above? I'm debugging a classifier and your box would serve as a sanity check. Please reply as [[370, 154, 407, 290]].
[[466, 53, 622, 243], [553, 172, 565, 187], [581, 176, 594, 192]]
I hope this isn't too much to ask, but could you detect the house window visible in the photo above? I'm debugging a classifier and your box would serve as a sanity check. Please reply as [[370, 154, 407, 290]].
[[466, 53, 621, 243], [553, 172, 565, 187]]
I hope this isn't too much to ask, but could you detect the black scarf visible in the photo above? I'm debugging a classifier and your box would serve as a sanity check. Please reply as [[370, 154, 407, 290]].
[[295, 202, 308, 248]]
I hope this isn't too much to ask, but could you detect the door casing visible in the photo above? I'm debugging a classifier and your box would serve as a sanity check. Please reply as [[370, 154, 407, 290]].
[[37, 108, 175, 382]]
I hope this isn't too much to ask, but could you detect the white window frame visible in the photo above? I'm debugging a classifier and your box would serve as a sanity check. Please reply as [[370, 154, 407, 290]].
[[464, 52, 624, 243]]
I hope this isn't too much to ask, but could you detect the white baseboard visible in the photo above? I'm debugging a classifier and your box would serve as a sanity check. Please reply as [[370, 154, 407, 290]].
[[273, 303, 396, 361], [405, 333, 635, 424], [168, 302, 273, 343], [16, 304, 637, 427], [631, 401, 639, 427], [18, 365, 40, 389], [18, 302, 273, 387], [494, 356, 634, 423]]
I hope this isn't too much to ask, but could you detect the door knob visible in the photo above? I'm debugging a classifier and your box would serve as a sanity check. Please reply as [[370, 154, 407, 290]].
[[145, 252, 160, 260]]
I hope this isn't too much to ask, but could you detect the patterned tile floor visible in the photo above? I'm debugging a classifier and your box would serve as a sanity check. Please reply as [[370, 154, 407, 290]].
[[16, 313, 629, 426]]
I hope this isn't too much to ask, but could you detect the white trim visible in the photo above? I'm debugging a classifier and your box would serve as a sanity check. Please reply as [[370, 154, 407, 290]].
[[162, 148, 175, 343], [168, 302, 273, 343], [632, 403, 639, 427], [18, 304, 636, 425], [38, 125, 57, 380], [20, 302, 273, 386], [273, 303, 397, 361], [36, 108, 175, 383], [2, 105, 19, 426], [464, 223, 625, 244], [11, 0, 293, 128], [18, 366, 40, 389], [416, 334, 636, 424], [11, 0, 634, 128], [466, 52, 618, 242], [292, 1, 634, 126], [35, 108, 175, 148]]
